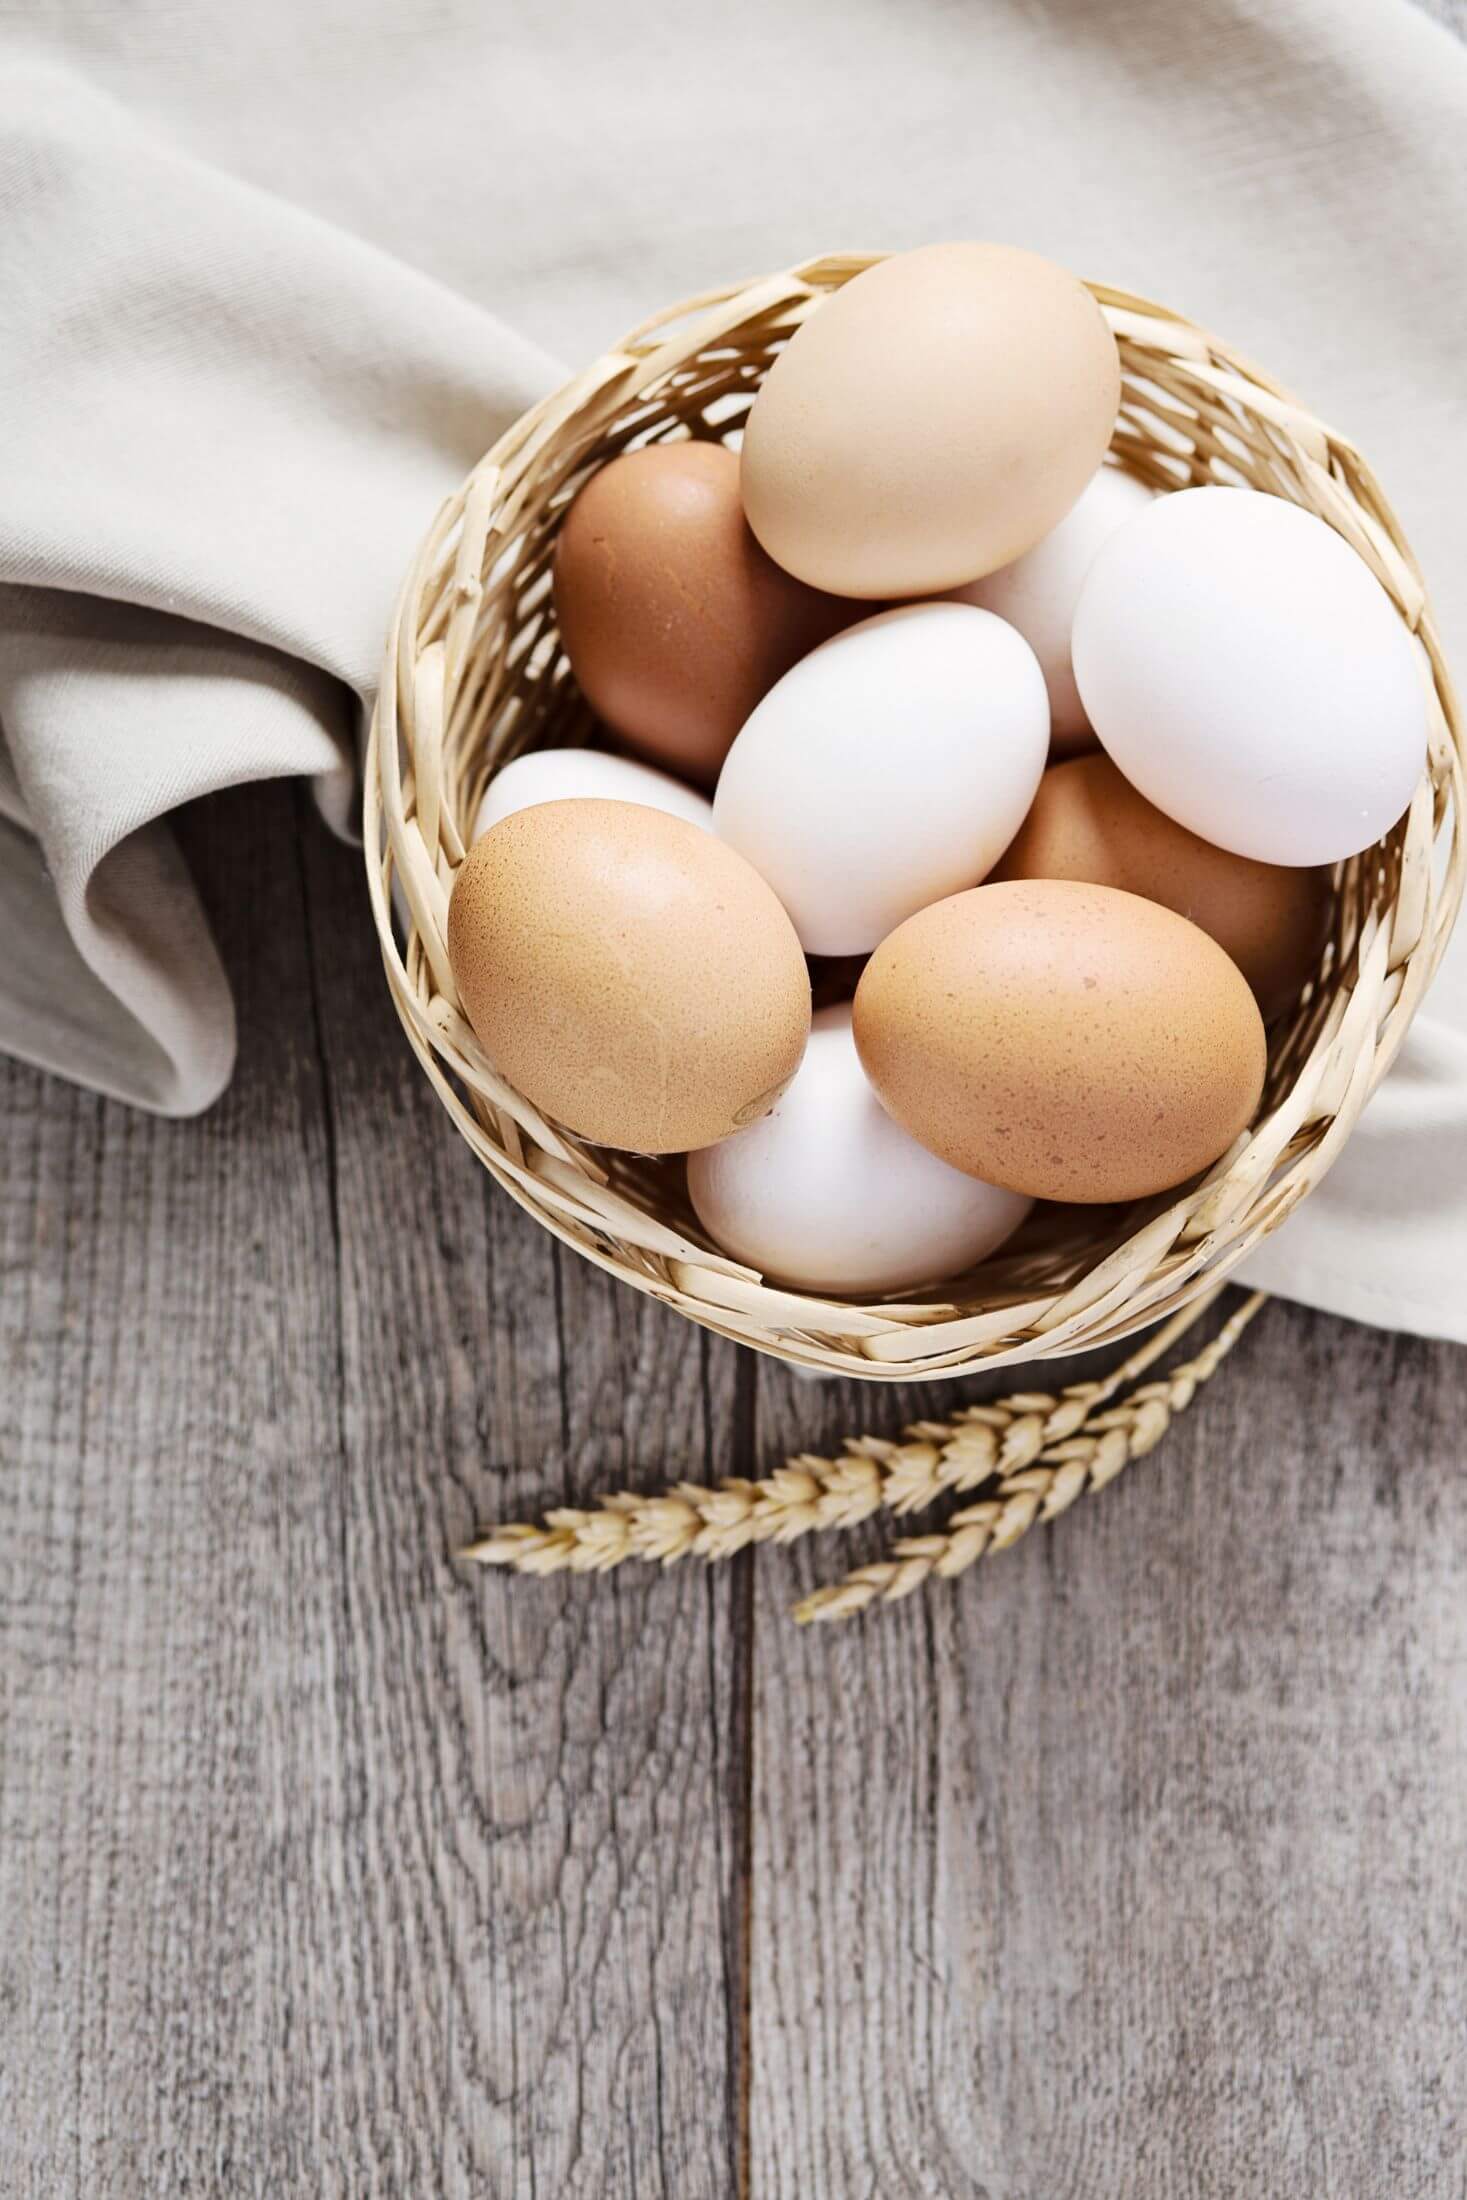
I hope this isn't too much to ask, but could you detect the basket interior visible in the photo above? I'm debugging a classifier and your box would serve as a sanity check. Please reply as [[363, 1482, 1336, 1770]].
[[372, 263, 1463, 1375]]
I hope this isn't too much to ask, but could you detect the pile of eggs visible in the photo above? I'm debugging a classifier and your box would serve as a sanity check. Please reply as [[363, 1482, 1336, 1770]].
[[447, 242, 1428, 1299]]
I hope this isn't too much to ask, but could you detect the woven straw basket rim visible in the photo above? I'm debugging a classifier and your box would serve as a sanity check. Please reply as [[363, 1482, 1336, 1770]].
[[365, 252, 1465, 1383]]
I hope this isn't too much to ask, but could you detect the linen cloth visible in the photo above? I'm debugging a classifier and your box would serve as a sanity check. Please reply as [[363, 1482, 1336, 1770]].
[[1, 0, 1465, 1339]]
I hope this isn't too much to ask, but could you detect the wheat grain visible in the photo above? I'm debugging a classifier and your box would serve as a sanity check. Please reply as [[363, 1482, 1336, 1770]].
[[460, 1285, 1236, 1582]]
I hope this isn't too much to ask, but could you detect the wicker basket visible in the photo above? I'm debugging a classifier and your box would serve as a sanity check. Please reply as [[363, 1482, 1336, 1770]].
[[365, 253, 1465, 1384]]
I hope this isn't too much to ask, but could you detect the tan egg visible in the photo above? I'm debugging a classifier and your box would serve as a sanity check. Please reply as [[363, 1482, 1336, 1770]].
[[740, 242, 1120, 599], [447, 799, 811, 1154], [992, 755, 1332, 1018], [552, 441, 859, 786], [852, 881, 1266, 1204]]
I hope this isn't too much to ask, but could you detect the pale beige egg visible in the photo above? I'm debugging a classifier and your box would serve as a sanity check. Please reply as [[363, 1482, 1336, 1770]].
[[447, 799, 811, 1155], [740, 242, 1120, 600], [852, 880, 1266, 1204]]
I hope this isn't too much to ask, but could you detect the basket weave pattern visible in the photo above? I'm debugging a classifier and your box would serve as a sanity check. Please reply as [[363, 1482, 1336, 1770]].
[[366, 255, 1464, 1382]]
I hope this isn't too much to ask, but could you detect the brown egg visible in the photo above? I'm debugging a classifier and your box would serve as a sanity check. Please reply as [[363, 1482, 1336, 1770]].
[[993, 755, 1332, 1018], [740, 242, 1121, 599], [447, 799, 811, 1154], [552, 441, 858, 786], [852, 881, 1266, 1204]]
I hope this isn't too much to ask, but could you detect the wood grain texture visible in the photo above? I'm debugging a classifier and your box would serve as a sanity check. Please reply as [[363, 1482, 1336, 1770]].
[[3, 783, 1467, 2199], [750, 1316, 1467, 2198], [0, 785, 750, 2200]]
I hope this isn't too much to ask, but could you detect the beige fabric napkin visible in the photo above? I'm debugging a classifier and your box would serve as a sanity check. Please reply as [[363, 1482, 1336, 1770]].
[[2, 0, 1464, 1337]]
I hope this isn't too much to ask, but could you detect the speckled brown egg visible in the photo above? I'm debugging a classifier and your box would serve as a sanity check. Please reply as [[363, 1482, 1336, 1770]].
[[447, 799, 811, 1154], [740, 242, 1121, 599], [992, 755, 1332, 1019], [852, 880, 1266, 1204], [552, 441, 859, 786]]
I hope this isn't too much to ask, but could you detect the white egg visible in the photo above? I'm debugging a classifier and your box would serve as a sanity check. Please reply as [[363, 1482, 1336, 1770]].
[[952, 463, 1154, 749], [686, 1005, 1031, 1296], [712, 604, 1049, 955], [473, 747, 713, 840], [1071, 488, 1428, 866]]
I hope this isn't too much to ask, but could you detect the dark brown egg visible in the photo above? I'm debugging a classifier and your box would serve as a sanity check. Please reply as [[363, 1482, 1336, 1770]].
[[992, 754, 1332, 1018], [552, 441, 860, 786]]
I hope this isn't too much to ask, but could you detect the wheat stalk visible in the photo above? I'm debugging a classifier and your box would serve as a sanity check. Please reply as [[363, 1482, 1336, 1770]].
[[792, 1290, 1267, 1625], [460, 1284, 1238, 1580]]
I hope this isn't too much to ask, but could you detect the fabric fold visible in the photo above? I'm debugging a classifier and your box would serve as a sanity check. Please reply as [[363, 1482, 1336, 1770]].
[[1, 1, 1465, 1336], [0, 58, 556, 1111]]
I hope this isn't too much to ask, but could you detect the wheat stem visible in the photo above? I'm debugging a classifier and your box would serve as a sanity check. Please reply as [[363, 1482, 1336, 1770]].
[[459, 1283, 1238, 1579]]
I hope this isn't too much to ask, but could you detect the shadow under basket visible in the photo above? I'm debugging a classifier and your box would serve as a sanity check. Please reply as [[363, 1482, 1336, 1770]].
[[366, 254, 1465, 1384]]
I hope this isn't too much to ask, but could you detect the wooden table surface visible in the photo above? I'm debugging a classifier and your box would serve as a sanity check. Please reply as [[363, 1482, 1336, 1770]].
[[4, 779, 1466, 2197]]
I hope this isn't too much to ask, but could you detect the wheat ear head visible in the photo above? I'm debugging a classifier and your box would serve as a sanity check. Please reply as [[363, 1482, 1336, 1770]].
[[459, 1284, 1238, 1580], [792, 1290, 1267, 1625]]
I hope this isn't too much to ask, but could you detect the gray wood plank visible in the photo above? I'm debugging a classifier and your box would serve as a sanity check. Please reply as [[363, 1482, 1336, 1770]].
[[748, 1306, 1467, 2197], [1, 784, 349, 2199], [0, 783, 749, 2199], [295, 804, 751, 2200], [4, 786, 1467, 2200]]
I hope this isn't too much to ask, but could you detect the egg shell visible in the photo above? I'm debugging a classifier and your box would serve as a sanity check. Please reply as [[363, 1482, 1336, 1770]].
[[552, 441, 859, 785], [852, 880, 1267, 1204], [992, 754, 1332, 1018], [740, 242, 1121, 599], [687, 1006, 1031, 1296], [713, 603, 1049, 956], [1071, 487, 1428, 866], [446, 799, 811, 1155], [953, 464, 1155, 751], [473, 747, 713, 839]]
